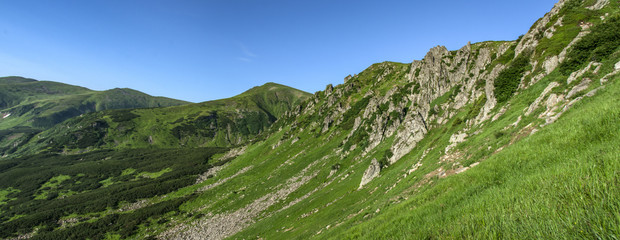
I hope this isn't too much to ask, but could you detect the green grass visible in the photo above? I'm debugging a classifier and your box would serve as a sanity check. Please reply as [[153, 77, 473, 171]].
[[34, 175, 71, 200], [136, 168, 172, 179], [429, 84, 461, 116], [331, 76, 620, 239], [559, 14, 620, 75], [98, 178, 115, 187], [121, 168, 136, 176]]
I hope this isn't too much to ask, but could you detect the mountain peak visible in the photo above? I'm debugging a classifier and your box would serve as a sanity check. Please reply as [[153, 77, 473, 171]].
[[237, 82, 311, 99]]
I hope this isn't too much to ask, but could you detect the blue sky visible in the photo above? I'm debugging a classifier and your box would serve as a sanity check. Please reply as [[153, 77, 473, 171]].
[[0, 0, 558, 103]]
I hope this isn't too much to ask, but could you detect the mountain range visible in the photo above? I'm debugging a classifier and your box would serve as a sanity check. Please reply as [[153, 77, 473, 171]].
[[0, 0, 618, 239], [0, 76, 189, 156]]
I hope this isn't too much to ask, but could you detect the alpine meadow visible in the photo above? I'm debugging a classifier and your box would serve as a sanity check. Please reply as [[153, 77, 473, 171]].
[[0, 0, 619, 239]]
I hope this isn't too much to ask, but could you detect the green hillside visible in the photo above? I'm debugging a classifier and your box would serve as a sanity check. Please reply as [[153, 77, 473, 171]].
[[0, 0, 618, 239], [0, 76, 91, 110], [0, 76, 188, 130], [0, 77, 189, 156], [12, 82, 311, 156]]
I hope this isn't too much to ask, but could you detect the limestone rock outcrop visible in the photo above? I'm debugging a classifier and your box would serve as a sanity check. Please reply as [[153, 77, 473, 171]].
[[359, 159, 380, 188]]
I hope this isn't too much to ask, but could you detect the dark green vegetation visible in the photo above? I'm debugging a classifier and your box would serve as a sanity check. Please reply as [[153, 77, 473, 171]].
[[0, 127, 40, 156], [559, 14, 620, 74], [1, 0, 619, 239], [340, 96, 370, 130], [0, 80, 309, 239], [493, 53, 531, 103], [0, 147, 226, 239]]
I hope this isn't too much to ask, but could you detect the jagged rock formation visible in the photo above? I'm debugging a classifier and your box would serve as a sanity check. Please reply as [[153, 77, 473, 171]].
[[271, 0, 617, 179], [359, 158, 380, 188]]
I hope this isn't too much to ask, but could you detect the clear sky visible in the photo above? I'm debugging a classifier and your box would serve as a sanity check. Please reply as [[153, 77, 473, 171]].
[[0, 0, 558, 103]]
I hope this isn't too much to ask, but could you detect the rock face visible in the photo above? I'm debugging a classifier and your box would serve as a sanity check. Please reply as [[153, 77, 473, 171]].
[[284, 2, 600, 168], [445, 132, 468, 153], [389, 112, 428, 164], [566, 78, 592, 99], [526, 82, 560, 116], [544, 56, 560, 74], [586, 0, 609, 10], [567, 62, 601, 84], [359, 159, 380, 189], [515, 0, 567, 56]]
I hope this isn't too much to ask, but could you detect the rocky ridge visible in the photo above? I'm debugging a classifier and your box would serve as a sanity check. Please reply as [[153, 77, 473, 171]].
[[159, 0, 620, 238]]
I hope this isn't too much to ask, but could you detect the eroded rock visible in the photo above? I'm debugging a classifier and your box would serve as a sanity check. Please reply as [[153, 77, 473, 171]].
[[566, 78, 592, 99], [359, 159, 380, 189], [525, 82, 559, 116], [586, 0, 609, 10]]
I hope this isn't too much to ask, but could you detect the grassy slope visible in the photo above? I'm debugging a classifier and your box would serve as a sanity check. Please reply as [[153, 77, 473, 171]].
[[0, 77, 188, 130], [224, 62, 619, 240], [14, 82, 311, 155], [0, 76, 189, 156], [183, 2, 618, 238], [331, 74, 619, 239], [0, 76, 90, 109]]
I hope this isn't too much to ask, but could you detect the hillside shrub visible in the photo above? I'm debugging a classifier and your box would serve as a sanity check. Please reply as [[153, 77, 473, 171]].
[[494, 52, 531, 103], [380, 149, 393, 168], [108, 109, 139, 122], [0, 147, 226, 239], [341, 96, 371, 130], [466, 95, 487, 120], [559, 15, 620, 75]]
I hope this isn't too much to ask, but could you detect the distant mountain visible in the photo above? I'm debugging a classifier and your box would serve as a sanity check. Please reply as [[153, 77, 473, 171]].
[[0, 76, 90, 110], [0, 76, 188, 129], [0, 76, 38, 84], [0, 76, 188, 156], [13, 82, 312, 155]]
